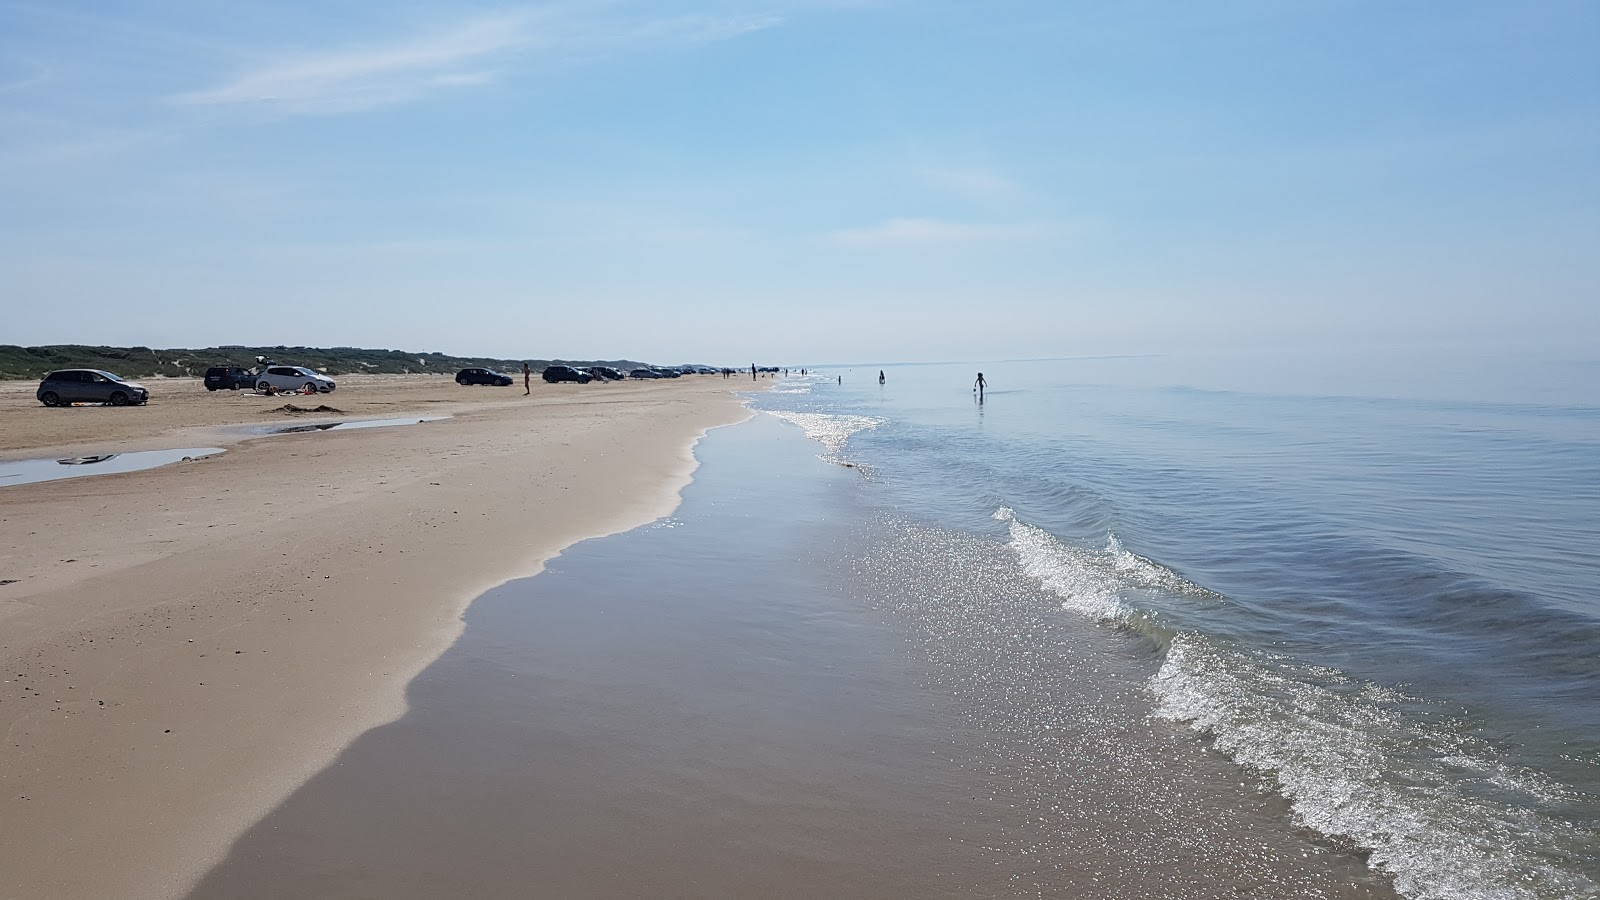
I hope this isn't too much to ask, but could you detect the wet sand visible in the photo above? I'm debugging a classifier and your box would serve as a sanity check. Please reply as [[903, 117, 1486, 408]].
[[188, 414, 1396, 899], [0, 374, 751, 899]]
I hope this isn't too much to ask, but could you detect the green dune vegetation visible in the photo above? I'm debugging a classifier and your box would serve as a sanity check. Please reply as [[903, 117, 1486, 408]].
[[0, 345, 656, 381]]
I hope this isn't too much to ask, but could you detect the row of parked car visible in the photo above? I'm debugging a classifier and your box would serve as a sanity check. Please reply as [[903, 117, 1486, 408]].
[[34, 363, 335, 408], [456, 365, 703, 386], [34, 360, 708, 407]]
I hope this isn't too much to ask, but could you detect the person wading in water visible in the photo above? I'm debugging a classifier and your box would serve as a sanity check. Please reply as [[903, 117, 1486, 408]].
[[974, 372, 987, 401]]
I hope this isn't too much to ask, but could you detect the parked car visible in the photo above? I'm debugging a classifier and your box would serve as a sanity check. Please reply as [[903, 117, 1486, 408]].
[[255, 366, 336, 394], [630, 368, 663, 379], [456, 367, 514, 386], [37, 369, 150, 407], [542, 365, 593, 384], [593, 367, 627, 381], [204, 365, 254, 391]]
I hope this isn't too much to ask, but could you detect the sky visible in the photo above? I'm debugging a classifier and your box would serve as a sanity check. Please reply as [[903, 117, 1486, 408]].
[[1, 0, 1596, 364]]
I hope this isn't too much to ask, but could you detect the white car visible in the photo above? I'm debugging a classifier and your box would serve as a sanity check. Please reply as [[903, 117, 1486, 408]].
[[255, 366, 336, 394]]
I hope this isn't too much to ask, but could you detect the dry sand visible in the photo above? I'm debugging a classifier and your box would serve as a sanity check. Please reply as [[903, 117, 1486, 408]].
[[0, 374, 754, 899]]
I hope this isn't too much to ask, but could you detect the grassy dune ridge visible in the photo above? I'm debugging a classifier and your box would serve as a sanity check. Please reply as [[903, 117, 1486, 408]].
[[0, 345, 666, 380]]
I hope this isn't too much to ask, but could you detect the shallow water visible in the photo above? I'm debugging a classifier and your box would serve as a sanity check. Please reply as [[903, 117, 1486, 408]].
[[764, 351, 1599, 899], [0, 448, 225, 487]]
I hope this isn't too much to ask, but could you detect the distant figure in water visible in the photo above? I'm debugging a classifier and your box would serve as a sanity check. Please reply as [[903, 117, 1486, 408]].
[[837, 375, 842, 385], [974, 372, 987, 401], [523, 362, 531, 395], [878, 370, 886, 385]]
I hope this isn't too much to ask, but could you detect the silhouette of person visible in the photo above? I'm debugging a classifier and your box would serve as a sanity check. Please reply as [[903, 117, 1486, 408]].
[[974, 372, 986, 401], [523, 362, 531, 395], [837, 375, 842, 385], [878, 370, 885, 385]]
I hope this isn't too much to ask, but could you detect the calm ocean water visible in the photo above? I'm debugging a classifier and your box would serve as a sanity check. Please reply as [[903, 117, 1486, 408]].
[[754, 351, 1600, 900]]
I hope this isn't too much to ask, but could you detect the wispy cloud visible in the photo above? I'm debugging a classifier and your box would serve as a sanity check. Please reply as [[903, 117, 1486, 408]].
[[172, 7, 783, 115], [829, 217, 1051, 246], [173, 12, 536, 113]]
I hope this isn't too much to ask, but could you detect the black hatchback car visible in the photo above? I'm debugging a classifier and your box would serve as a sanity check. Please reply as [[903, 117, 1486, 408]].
[[204, 365, 254, 390], [542, 365, 593, 384], [456, 367, 514, 386]]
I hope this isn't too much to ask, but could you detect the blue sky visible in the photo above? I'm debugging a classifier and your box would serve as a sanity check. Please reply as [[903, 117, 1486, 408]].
[[1, 1, 1595, 364]]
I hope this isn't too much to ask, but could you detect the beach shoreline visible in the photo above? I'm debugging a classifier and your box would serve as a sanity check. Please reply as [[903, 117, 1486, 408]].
[[0, 374, 754, 899]]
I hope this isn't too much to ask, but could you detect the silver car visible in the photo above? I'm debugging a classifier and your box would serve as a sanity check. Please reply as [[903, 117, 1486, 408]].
[[254, 366, 337, 393], [37, 369, 151, 407]]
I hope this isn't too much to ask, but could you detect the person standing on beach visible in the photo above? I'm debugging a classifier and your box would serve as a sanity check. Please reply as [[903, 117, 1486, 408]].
[[523, 363, 531, 395], [974, 372, 987, 401]]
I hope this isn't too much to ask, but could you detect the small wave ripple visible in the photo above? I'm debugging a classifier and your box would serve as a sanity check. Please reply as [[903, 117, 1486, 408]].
[[996, 506, 1216, 632], [999, 507, 1600, 900]]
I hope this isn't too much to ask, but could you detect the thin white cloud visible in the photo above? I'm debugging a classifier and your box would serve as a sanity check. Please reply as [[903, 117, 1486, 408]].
[[830, 217, 1051, 246], [172, 7, 783, 115], [173, 12, 535, 113]]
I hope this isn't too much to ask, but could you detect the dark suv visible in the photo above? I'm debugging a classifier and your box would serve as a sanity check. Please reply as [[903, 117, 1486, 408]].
[[204, 365, 254, 390], [456, 367, 514, 386], [37, 369, 150, 406], [542, 365, 593, 384]]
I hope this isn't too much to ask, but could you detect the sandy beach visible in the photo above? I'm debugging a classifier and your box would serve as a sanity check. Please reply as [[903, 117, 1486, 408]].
[[0, 374, 752, 899]]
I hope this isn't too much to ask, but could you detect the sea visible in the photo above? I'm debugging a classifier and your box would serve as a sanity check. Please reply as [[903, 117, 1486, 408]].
[[189, 349, 1599, 900], [753, 350, 1599, 899]]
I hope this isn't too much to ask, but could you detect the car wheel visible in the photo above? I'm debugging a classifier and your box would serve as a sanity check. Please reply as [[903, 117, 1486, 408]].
[[109, 391, 129, 406], [304, 382, 318, 394], [257, 381, 271, 392], [206, 385, 218, 391], [40, 391, 61, 407]]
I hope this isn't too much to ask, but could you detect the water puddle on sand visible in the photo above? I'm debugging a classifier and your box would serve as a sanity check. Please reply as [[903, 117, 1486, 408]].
[[0, 448, 225, 488]]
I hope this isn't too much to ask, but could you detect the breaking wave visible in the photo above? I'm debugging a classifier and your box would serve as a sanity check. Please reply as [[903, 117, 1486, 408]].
[[999, 507, 1600, 900]]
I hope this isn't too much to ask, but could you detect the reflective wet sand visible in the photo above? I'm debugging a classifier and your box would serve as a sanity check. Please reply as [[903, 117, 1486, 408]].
[[189, 416, 1394, 898]]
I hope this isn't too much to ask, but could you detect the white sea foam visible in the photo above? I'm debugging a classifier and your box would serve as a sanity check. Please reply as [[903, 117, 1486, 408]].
[[765, 411, 885, 455], [995, 508, 1130, 621], [995, 508, 1218, 623], [1150, 635, 1598, 900]]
